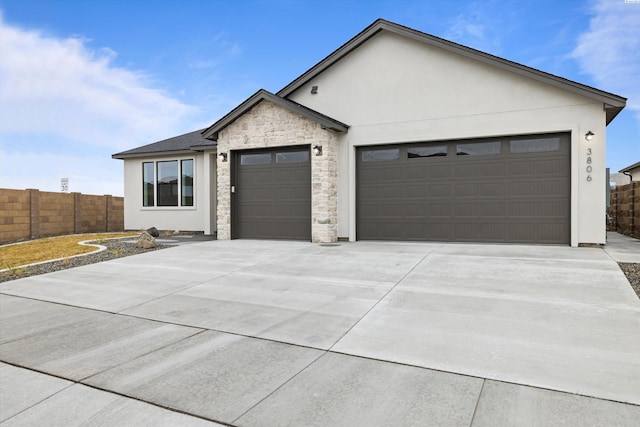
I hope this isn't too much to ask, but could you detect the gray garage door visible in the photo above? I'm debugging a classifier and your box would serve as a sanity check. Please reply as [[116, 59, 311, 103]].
[[233, 147, 311, 240], [357, 133, 570, 244]]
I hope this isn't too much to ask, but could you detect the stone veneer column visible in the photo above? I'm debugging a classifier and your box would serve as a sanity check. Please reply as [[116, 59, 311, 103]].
[[216, 100, 339, 243]]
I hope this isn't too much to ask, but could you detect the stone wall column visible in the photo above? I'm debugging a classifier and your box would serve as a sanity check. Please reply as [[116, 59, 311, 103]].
[[216, 140, 231, 240], [311, 133, 339, 243]]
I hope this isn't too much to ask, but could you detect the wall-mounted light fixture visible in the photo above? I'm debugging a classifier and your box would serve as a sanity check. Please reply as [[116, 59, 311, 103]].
[[218, 152, 228, 162], [313, 145, 323, 156], [585, 131, 595, 141]]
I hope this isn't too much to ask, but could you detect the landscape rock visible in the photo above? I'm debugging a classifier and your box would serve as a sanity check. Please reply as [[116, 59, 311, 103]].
[[146, 227, 160, 237], [137, 231, 156, 249]]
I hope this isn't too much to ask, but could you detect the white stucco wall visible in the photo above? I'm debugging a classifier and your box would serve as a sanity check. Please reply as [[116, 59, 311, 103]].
[[288, 31, 609, 245], [122, 152, 215, 233]]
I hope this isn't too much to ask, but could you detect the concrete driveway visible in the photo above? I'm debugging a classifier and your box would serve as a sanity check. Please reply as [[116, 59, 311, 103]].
[[1, 236, 639, 426]]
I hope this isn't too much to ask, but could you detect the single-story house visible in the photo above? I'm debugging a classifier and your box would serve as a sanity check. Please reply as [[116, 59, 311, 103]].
[[619, 161, 640, 182], [113, 19, 626, 246]]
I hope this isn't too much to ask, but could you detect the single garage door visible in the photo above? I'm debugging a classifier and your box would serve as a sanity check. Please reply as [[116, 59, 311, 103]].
[[357, 133, 570, 244], [233, 147, 311, 240]]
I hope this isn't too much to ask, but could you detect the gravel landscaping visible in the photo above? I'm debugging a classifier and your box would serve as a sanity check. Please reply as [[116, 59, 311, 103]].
[[619, 263, 640, 299], [1, 239, 639, 300], [0, 238, 169, 284]]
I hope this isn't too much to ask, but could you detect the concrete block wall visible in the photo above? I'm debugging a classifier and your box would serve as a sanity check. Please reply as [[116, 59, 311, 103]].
[[216, 99, 339, 243], [0, 188, 32, 242], [0, 188, 124, 244], [609, 182, 640, 237], [78, 194, 107, 233], [39, 191, 75, 237]]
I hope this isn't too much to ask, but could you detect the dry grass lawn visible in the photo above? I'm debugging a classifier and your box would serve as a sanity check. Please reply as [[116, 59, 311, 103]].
[[1, 233, 139, 269]]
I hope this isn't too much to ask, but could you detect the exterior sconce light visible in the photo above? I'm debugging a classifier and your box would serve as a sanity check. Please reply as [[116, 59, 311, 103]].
[[218, 152, 228, 162], [313, 145, 323, 156], [585, 131, 594, 141]]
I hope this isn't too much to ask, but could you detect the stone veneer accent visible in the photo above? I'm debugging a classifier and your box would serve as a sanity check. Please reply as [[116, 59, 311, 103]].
[[216, 100, 339, 243]]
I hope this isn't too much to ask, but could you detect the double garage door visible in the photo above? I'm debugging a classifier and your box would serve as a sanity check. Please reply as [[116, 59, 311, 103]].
[[357, 133, 570, 244], [232, 133, 570, 244]]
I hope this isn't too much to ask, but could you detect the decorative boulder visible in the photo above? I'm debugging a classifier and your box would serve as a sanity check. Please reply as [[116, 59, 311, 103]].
[[137, 231, 156, 249], [147, 227, 160, 237]]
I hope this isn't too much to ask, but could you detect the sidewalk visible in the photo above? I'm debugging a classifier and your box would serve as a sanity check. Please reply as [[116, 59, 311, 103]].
[[605, 232, 640, 263]]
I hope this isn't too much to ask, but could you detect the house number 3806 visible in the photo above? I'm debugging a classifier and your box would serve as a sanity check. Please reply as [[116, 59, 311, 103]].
[[586, 148, 592, 181]]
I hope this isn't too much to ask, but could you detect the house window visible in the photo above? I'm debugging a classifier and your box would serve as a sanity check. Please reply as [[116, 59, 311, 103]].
[[181, 159, 194, 206], [142, 159, 194, 207], [142, 162, 154, 207], [157, 161, 178, 206]]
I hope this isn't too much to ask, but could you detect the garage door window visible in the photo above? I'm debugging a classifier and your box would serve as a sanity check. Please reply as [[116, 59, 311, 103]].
[[408, 146, 447, 158], [276, 150, 310, 164], [362, 148, 400, 162], [241, 153, 271, 165], [457, 141, 501, 156], [510, 137, 560, 153]]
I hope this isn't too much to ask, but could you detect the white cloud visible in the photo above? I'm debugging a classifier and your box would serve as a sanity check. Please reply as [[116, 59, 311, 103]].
[[572, 0, 640, 115], [0, 14, 198, 151], [0, 13, 206, 196]]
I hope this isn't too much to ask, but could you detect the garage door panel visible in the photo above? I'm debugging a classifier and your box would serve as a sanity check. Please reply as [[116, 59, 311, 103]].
[[404, 202, 427, 217], [454, 161, 506, 178], [357, 133, 570, 244], [454, 183, 479, 197], [380, 167, 404, 181], [428, 184, 453, 198], [405, 184, 427, 199], [478, 182, 505, 197], [423, 164, 452, 179], [381, 184, 404, 199], [536, 158, 567, 175], [427, 203, 450, 217], [405, 165, 427, 179]]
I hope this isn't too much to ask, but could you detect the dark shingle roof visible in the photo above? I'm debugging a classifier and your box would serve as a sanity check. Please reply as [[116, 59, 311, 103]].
[[112, 129, 215, 159]]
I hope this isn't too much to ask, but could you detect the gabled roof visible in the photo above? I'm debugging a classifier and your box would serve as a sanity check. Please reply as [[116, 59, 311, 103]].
[[620, 161, 640, 173], [112, 129, 215, 159], [201, 89, 349, 140], [277, 19, 626, 124]]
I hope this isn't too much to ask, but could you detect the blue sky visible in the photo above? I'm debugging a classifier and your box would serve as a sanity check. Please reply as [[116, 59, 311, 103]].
[[0, 0, 638, 196]]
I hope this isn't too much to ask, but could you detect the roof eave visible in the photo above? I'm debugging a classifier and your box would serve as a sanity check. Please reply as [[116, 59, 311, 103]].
[[620, 161, 640, 173], [112, 149, 196, 160]]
